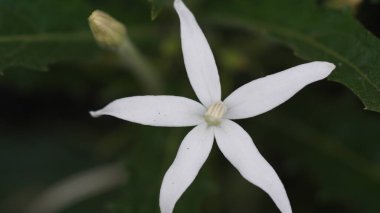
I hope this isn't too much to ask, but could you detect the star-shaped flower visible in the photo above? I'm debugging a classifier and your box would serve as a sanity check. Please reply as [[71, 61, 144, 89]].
[[90, 0, 335, 212]]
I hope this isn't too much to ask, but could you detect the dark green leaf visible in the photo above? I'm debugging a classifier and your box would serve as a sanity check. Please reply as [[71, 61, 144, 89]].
[[204, 0, 380, 112], [108, 127, 214, 213], [0, 0, 97, 73], [148, 0, 171, 20], [254, 88, 380, 213]]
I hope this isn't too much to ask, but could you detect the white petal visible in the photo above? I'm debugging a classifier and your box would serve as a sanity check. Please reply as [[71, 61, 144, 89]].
[[174, 0, 221, 107], [160, 123, 214, 213], [90, 95, 205, 127], [224, 61, 335, 119], [214, 120, 292, 213]]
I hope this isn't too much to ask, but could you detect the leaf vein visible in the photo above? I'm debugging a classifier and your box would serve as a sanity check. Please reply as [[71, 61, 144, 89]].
[[0, 32, 92, 43], [265, 24, 380, 94]]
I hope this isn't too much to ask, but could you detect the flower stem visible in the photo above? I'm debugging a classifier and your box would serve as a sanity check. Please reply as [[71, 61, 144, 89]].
[[117, 37, 164, 93]]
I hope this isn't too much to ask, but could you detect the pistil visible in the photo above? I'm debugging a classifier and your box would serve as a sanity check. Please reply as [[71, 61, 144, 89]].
[[204, 102, 226, 126]]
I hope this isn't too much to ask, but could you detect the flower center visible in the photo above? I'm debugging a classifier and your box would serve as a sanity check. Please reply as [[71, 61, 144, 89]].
[[204, 102, 226, 126]]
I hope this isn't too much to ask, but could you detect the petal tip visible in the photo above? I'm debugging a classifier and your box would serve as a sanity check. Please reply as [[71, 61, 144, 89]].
[[321, 61, 336, 77], [89, 110, 102, 118], [310, 61, 336, 79], [322, 61, 336, 71]]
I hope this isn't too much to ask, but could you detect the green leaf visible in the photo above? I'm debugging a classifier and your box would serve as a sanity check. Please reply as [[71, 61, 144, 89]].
[[108, 127, 214, 213], [205, 0, 380, 112], [0, 0, 97, 73], [148, 0, 170, 20], [254, 90, 380, 213]]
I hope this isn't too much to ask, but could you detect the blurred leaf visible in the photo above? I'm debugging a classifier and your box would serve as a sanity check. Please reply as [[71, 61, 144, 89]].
[[0, 0, 97, 73], [323, 0, 362, 12], [148, 0, 170, 20], [108, 127, 214, 213], [207, 0, 380, 112], [251, 83, 380, 213]]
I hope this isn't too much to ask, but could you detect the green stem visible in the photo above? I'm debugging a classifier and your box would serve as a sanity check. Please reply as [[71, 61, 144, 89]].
[[117, 37, 163, 94]]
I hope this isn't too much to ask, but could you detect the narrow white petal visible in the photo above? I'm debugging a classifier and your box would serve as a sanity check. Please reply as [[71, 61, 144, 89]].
[[90, 95, 205, 127], [214, 120, 292, 213], [174, 0, 221, 107], [224, 61, 335, 119], [160, 123, 214, 213]]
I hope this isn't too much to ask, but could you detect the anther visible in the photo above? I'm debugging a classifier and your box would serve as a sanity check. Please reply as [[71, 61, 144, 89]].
[[204, 102, 226, 126]]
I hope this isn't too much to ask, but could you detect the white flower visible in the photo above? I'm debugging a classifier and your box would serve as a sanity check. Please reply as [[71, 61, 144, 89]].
[[90, 0, 336, 212]]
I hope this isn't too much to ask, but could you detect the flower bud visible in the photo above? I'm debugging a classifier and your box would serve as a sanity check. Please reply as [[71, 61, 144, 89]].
[[88, 10, 127, 50]]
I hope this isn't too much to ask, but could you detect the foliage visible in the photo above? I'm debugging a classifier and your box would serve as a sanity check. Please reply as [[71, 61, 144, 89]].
[[203, 0, 380, 112], [0, 0, 379, 213], [0, 0, 97, 73]]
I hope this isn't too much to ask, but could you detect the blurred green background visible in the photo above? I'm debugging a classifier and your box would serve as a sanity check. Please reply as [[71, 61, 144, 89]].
[[0, 0, 379, 212]]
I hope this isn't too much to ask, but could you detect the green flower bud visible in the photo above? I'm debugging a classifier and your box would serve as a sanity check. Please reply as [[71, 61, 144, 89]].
[[88, 10, 127, 50]]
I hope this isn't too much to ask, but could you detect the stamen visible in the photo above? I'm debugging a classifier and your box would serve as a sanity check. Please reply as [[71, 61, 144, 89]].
[[204, 102, 226, 126]]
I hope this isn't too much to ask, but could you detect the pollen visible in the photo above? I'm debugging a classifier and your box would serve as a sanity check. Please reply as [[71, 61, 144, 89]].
[[204, 102, 226, 126]]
